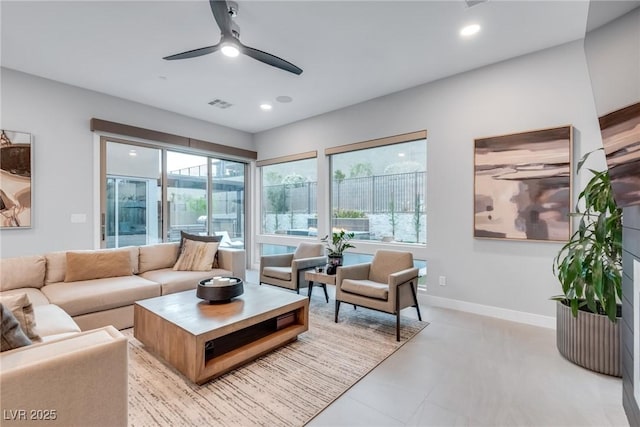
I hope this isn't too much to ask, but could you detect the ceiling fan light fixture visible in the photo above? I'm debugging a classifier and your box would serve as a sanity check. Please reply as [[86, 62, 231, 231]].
[[460, 24, 481, 37], [221, 41, 240, 57]]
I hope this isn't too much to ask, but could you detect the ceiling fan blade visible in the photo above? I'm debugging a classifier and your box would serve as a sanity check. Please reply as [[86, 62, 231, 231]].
[[163, 44, 220, 60], [242, 45, 303, 75], [209, 0, 232, 35]]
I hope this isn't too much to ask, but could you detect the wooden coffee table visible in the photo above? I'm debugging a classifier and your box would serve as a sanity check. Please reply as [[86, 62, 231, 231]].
[[134, 284, 309, 384]]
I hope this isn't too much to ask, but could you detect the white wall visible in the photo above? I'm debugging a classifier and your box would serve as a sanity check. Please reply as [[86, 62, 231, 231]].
[[585, 7, 640, 116], [254, 40, 604, 319], [0, 68, 253, 257]]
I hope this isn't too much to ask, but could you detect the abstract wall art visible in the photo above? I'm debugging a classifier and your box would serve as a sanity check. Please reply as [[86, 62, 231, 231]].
[[0, 130, 32, 228], [474, 126, 573, 241], [599, 102, 640, 208]]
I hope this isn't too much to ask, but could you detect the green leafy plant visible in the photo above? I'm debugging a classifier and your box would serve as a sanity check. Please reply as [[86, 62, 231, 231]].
[[552, 149, 622, 322], [413, 194, 422, 243], [388, 199, 397, 238], [333, 209, 367, 219], [321, 230, 356, 256]]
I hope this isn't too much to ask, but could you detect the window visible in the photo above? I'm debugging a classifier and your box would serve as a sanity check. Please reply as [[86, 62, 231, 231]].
[[259, 155, 317, 236], [328, 132, 426, 244], [102, 139, 247, 249]]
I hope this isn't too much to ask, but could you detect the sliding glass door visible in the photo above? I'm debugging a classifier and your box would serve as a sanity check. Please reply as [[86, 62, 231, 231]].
[[211, 158, 245, 247], [166, 151, 208, 241], [102, 139, 247, 249], [104, 142, 161, 248]]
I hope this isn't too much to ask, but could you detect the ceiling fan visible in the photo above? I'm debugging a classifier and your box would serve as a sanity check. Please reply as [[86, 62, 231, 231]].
[[163, 0, 303, 75]]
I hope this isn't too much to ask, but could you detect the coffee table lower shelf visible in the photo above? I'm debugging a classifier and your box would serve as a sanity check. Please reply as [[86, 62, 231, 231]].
[[134, 287, 309, 385]]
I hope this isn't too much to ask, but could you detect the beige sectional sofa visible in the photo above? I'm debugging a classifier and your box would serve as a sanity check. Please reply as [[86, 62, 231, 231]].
[[0, 242, 245, 331], [0, 242, 245, 426]]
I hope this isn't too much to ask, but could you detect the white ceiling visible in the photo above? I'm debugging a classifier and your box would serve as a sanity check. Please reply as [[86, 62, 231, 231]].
[[1, 1, 637, 134]]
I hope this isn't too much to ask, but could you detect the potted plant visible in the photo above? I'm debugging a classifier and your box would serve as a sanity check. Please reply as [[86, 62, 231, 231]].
[[321, 230, 355, 274], [552, 149, 622, 376]]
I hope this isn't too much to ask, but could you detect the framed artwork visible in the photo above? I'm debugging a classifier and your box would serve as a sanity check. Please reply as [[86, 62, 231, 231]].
[[474, 126, 573, 242], [0, 130, 33, 228], [599, 101, 640, 208]]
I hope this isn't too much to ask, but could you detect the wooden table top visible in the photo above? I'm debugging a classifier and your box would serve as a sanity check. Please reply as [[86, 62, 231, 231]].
[[135, 284, 308, 336], [304, 270, 336, 285]]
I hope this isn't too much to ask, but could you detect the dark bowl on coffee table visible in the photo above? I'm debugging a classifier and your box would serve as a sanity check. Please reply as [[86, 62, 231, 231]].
[[197, 277, 244, 303]]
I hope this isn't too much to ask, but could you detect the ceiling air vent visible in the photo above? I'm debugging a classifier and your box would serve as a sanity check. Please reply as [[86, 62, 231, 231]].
[[465, 0, 487, 7], [208, 99, 233, 109]]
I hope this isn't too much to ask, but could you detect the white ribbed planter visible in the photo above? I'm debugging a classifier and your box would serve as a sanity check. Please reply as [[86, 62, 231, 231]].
[[556, 300, 621, 377]]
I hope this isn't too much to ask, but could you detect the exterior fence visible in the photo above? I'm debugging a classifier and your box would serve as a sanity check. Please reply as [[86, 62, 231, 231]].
[[263, 171, 425, 215]]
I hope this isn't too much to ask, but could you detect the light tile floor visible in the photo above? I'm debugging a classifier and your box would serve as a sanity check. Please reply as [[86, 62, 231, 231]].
[[247, 272, 629, 427]]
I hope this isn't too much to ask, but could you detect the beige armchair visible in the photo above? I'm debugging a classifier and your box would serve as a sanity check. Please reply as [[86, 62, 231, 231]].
[[335, 250, 422, 341], [259, 242, 327, 298]]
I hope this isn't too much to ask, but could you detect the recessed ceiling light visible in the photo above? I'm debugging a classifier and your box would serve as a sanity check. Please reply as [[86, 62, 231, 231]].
[[398, 153, 405, 157], [260, 103, 273, 111], [460, 24, 481, 37], [129, 150, 137, 157]]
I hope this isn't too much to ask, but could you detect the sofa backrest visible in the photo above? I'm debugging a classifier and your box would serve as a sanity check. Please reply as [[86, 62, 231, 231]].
[[44, 247, 140, 285], [0, 255, 47, 291], [138, 242, 180, 273]]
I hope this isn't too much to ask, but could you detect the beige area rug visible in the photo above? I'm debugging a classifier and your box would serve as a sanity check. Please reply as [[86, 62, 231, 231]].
[[126, 298, 428, 427]]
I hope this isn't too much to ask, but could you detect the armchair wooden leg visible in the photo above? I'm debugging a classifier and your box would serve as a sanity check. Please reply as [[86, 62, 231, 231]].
[[396, 289, 401, 342], [335, 300, 341, 323], [410, 281, 422, 321], [308, 281, 314, 299]]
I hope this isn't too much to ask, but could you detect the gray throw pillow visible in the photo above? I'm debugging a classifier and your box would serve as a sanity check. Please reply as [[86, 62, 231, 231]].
[[1, 303, 32, 352]]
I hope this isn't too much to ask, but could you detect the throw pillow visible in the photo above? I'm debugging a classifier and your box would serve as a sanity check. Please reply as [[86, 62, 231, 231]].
[[179, 231, 223, 268], [1, 303, 32, 352], [173, 239, 219, 271], [65, 250, 132, 282], [0, 293, 40, 342]]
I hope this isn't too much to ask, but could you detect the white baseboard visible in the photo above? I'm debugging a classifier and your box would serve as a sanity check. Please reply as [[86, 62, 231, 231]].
[[418, 293, 556, 330]]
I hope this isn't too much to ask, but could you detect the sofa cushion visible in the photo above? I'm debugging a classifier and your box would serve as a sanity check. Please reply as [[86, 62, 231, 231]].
[[65, 250, 133, 282], [341, 279, 389, 301], [41, 276, 160, 317], [0, 288, 50, 307], [0, 293, 41, 341], [140, 268, 232, 295], [44, 251, 67, 285], [173, 240, 219, 271], [0, 255, 46, 291], [33, 304, 81, 340], [1, 304, 32, 352], [262, 266, 292, 281], [138, 242, 180, 273], [46, 247, 139, 285]]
